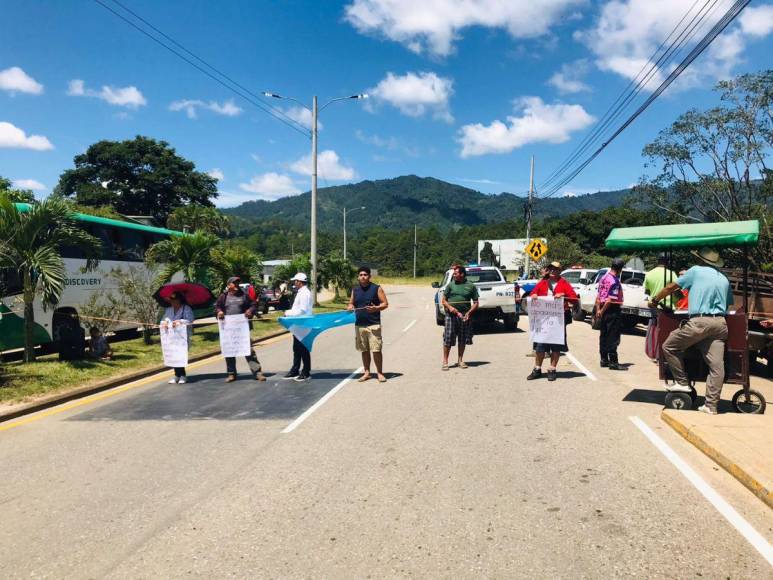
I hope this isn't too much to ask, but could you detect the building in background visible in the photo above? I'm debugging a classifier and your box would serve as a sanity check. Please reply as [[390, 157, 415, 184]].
[[477, 238, 547, 272]]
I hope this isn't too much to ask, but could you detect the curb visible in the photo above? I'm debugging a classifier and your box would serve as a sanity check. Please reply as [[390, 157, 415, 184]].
[[0, 329, 290, 424], [660, 410, 773, 509]]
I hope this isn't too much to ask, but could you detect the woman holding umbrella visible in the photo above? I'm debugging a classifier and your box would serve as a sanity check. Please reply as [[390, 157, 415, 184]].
[[160, 291, 194, 383], [155, 282, 215, 384]]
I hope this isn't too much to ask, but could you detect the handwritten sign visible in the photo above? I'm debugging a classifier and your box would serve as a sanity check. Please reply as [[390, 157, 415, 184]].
[[160, 323, 189, 368], [528, 297, 565, 344], [219, 314, 251, 358]]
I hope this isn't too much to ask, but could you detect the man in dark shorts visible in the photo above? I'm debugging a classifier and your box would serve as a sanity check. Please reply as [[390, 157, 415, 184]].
[[440, 265, 479, 370]]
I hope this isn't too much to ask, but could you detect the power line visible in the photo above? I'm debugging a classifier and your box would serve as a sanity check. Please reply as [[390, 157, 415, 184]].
[[93, 0, 311, 138], [539, 0, 750, 200], [540, 0, 721, 192]]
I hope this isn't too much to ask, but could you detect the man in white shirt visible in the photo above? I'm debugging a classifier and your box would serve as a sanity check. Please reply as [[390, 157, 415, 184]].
[[283, 272, 313, 382]]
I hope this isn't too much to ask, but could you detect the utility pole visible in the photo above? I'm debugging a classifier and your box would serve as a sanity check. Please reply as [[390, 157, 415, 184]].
[[343, 206, 347, 261], [524, 155, 535, 278], [310, 95, 318, 305], [413, 224, 417, 279]]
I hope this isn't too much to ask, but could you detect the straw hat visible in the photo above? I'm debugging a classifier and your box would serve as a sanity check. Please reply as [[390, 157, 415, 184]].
[[691, 247, 724, 268]]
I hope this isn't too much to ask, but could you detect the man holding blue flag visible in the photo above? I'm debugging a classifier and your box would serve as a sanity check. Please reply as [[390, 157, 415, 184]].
[[282, 272, 313, 382]]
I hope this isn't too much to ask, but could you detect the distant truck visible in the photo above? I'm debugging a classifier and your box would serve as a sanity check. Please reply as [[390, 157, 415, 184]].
[[575, 267, 653, 329], [432, 266, 519, 330]]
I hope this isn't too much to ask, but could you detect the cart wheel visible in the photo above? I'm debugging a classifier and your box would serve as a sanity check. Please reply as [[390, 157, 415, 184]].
[[731, 389, 766, 414], [665, 392, 694, 410]]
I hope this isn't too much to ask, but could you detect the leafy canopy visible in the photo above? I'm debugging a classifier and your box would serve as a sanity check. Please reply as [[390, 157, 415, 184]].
[[55, 136, 218, 222]]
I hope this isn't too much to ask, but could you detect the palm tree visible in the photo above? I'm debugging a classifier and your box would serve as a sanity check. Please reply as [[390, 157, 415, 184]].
[[0, 196, 101, 362], [145, 232, 220, 285], [210, 243, 263, 290], [320, 252, 356, 302]]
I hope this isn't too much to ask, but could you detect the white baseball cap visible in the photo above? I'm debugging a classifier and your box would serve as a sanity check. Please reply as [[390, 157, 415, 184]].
[[290, 272, 308, 282]]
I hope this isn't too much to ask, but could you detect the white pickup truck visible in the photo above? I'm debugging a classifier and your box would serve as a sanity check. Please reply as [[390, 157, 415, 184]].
[[575, 267, 653, 329], [432, 266, 519, 330]]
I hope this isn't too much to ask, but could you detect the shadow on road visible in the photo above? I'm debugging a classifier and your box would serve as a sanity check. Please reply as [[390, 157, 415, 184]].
[[68, 369, 361, 422], [622, 388, 736, 413]]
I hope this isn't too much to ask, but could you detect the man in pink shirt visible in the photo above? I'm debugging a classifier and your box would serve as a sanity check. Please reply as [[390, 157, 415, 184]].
[[595, 259, 625, 370]]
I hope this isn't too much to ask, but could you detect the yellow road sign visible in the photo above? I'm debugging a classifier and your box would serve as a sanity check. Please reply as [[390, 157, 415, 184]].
[[525, 239, 548, 261]]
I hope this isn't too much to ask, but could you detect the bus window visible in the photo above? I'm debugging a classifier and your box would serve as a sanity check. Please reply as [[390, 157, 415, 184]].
[[89, 224, 115, 261], [0, 267, 23, 295], [117, 229, 145, 261]]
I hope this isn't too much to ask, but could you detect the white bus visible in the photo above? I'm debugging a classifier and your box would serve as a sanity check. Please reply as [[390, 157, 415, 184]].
[[0, 204, 184, 352]]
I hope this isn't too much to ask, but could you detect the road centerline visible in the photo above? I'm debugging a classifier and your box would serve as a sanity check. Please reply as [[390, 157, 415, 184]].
[[629, 416, 773, 566], [566, 352, 598, 381], [402, 319, 417, 333], [281, 366, 364, 434]]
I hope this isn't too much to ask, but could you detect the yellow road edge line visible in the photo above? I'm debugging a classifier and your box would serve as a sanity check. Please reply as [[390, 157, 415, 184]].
[[0, 332, 291, 433], [660, 410, 773, 509]]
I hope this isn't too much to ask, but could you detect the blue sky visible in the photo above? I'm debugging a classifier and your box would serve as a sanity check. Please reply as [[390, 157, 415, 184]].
[[1, 0, 771, 207]]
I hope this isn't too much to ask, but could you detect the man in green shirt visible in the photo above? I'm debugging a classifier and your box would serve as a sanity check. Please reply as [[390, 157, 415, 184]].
[[440, 265, 479, 370], [644, 254, 678, 309]]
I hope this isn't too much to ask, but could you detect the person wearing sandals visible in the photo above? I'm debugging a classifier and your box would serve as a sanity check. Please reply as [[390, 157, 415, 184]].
[[441, 265, 479, 370], [215, 276, 267, 383], [347, 265, 389, 383], [161, 292, 194, 384], [526, 261, 578, 382]]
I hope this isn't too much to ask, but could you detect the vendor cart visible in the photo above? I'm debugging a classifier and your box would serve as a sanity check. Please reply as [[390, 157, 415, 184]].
[[605, 220, 766, 414]]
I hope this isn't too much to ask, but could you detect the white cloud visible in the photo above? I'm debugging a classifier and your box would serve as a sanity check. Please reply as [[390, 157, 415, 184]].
[[368, 71, 453, 122], [355, 129, 399, 149], [578, 0, 773, 90], [67, 79, 146, 108], [207, 168, 224, 181], [457, 178, 503, 185], [169, 98, 242, 119], [0, 121, 54, 150], [548, 59, 591, 94], [238, 172, 302, 200], [289, 150, 357, 180], [457, 96, 594, 157], [0, 66, 43, 95], [283, 106, 321, 130], [12, 178, 46, 191], [739, 4, 773, 37], [344, 0, 584, 56]]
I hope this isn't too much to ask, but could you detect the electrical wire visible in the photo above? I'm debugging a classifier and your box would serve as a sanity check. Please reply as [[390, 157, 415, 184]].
[[539, 0, 750, 200], [540, 0, 721, 192], [93, 0, 311, 138]]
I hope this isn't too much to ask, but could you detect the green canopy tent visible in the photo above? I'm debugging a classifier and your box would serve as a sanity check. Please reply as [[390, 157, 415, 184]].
[[604, 220, 760, 311]]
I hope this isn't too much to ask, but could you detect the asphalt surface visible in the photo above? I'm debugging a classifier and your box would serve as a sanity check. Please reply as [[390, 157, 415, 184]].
[[0, 285, 771, 578]]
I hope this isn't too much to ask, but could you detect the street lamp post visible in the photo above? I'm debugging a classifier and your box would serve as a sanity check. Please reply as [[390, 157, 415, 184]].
[[343, 206, 366, 260], [263, 91, 367, 305]]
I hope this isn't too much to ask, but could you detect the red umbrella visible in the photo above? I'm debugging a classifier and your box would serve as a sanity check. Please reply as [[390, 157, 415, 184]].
[[154, 282, 215, 308]]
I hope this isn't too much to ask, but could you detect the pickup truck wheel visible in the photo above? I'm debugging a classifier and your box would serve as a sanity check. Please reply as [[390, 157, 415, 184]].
[[503, 313, 518, 331], [571, 301, 585, 321]]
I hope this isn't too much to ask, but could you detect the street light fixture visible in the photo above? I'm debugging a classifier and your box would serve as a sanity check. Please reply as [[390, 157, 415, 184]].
[[343, 206, 366, 260], [262, 91, 368, 304]]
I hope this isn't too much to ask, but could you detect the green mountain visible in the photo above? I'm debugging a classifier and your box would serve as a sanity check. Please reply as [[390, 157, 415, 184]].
[[222, 175, 633, 233]]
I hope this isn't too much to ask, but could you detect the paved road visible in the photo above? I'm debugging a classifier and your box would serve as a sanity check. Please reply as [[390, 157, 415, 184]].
[[1, 285, 771, 578]]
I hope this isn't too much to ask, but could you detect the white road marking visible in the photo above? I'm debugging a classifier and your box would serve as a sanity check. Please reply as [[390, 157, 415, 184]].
[[281, 367, 364, 434], [566, 352, 597, 381], [424, 303, 429, 310], [402, 319, 417, 333], [629, 416, 773, 566]]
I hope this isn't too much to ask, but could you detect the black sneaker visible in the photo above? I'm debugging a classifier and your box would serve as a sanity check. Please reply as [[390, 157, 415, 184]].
[[547, 369, 557, 381], [526, 368, 542, 380], [293, 374, 310, 383], [600, 359, 609, 368], [282, 372, 299, 380]]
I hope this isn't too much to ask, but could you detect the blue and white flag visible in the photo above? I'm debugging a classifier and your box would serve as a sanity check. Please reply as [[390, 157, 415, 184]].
[[278, 311, 356, 351]]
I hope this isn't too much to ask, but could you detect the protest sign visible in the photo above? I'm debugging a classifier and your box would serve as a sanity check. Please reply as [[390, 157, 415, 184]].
[[219, 314, 251, 357], [528, 297, 565, 344], [160, 323, 189, 368]]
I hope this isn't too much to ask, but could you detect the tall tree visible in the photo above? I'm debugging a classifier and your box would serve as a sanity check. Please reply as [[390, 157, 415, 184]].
[[210, 243, 263, 290], [0, 195, 101, 361], [167, 205, 231, 236], [0, 176, 35, 203], [639, 70, 772, 269], [320, 252, 356, 302], [55, 136, 218, 221], [145, 233, 220, 286]]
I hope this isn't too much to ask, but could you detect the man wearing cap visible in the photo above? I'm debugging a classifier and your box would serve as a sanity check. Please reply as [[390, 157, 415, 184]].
[[283, 272, 313, 382], [215, 276, 266, 383], [595, 258, 626, 370], [650, 247, 733, 415]]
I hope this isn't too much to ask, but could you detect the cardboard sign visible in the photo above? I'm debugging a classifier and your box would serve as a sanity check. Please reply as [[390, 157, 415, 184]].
[[528, 297, 565, 344], [160, 323, 189, 368], [219, 314, 251, 358]]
